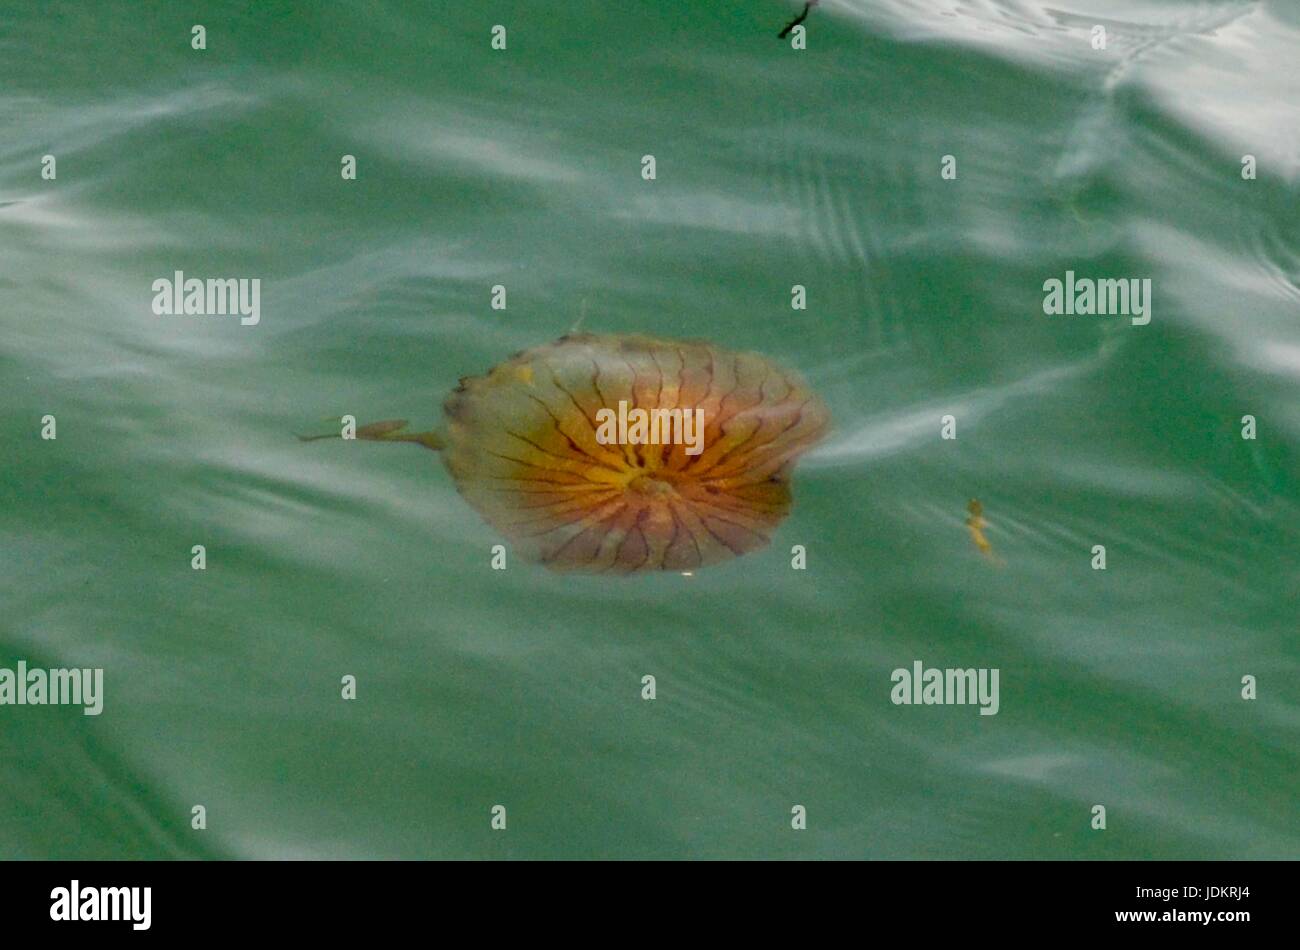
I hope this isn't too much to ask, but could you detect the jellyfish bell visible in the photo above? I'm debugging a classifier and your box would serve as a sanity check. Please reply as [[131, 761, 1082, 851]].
[[305, 333, 830, 574]]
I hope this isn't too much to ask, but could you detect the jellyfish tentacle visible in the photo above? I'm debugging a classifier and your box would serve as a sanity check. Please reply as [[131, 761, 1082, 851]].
[[298, 419, 444, 452]]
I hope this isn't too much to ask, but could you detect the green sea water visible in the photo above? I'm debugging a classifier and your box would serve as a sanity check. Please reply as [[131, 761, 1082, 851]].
[[2, 0, 1297, 859]]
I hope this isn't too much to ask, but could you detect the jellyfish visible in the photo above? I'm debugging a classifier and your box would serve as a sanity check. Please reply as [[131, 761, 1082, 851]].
[[965, 498, 1001, 565], [303, 333, 830, 573]]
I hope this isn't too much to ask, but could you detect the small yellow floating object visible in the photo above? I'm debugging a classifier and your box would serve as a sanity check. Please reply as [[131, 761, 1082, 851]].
[[966, 498, 995, 560], [303, 333, 831, 574]]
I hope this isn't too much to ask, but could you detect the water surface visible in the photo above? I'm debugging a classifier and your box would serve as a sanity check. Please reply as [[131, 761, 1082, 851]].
[[2, 0, 1297, 859]]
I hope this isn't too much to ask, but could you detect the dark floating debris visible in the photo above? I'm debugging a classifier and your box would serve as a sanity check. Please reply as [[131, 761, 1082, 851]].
[[778, 0, 819, 39]]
